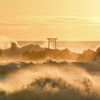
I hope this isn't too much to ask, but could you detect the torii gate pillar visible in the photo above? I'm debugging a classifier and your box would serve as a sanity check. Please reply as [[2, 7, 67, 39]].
[[47, 38, 58, 49]]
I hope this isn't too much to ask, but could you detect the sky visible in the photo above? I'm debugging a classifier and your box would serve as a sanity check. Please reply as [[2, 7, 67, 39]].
[[0, 0, 100, 41]]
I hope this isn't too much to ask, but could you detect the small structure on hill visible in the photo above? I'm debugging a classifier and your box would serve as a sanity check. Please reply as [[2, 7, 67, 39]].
[[47, 38, 58, 49]]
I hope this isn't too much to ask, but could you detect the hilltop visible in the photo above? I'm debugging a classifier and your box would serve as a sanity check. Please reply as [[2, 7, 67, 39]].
[[21, 48, 80, 61]]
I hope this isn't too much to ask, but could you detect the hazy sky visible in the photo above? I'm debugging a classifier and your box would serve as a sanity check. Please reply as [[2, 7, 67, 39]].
[[0, 0, 100, 41]]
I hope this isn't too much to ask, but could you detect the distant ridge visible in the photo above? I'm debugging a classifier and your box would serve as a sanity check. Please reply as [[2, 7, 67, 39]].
[[21, 48, 80, 61]]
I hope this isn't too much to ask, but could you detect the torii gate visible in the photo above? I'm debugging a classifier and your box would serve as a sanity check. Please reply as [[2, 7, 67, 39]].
[[47, 38, 58, 49]]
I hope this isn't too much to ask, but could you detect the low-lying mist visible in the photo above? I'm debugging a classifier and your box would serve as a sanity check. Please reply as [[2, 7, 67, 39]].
[[1, 36, 100, 63], [0, 36, 100, 100], [0, 60, 100, 100]]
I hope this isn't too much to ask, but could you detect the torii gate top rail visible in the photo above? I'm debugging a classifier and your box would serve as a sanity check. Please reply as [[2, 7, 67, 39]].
[[47, 38, 58, 49]]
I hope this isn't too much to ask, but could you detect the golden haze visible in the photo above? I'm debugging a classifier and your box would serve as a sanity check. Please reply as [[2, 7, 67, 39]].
[[0, 0, 100, 40]]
